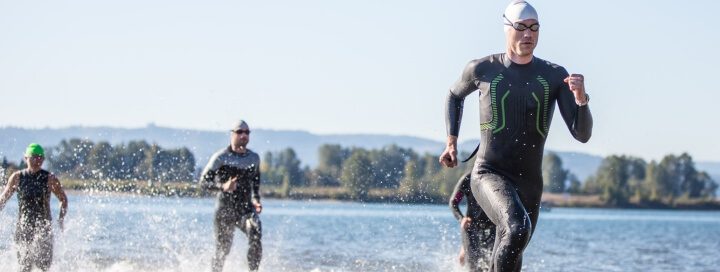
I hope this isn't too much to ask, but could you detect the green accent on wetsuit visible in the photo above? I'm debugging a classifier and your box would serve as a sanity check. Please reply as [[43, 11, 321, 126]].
[[531, 92, 546, 138], [482, 74, 505, 131], [445, 53, 593, 271], [493, 91, 511, 134], [25, 143, 45, 157], [446, 53, 593, 179], [537, 76, 550, 135]]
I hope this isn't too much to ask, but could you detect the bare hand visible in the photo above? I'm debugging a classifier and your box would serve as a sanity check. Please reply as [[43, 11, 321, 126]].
[[439, 137, 458, 168], [563, 73, 585, 93], [460, 217, 472, 230], [253, 202, 263, 214], [563, 73, 588, 104], [439, 147, 457, 168], [222, 177, 238, 192], [458, 246, 466, 266]]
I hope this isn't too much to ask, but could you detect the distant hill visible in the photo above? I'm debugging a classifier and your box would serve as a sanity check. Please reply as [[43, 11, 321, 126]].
[[1, 125, 718, 183], [0, 125, 440, 169]]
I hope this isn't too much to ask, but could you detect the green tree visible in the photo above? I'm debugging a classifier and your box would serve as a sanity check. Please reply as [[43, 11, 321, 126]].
[[645, 161, 669, 202], [542, 152, 568, 193], [48, 138, 94, 178], [652, 153, 718, 200], [126, 140, 153, 180], [261, 151, 280, 186], [316, 144, 350, 186], [171, 147, 196, 181], [87, 141, 114, 180], [567, 173, 582, 194], [340, 149, 373, 200], [593, 155, 645, 206], [262, 148, 304, 187], [399, 158, 421, 197], [276, 148, 304, 186], [367, 145, 412, 189], [279, 175, 292, 198]]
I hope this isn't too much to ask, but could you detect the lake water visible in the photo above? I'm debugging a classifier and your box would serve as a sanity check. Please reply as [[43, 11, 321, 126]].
[[1, 193, 718, 272]]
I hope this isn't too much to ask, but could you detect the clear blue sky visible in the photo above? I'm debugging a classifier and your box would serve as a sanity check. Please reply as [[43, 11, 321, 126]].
[[1, 1, 718, 162]]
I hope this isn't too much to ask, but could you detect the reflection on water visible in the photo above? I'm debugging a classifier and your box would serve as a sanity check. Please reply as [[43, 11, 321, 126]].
[[1, 193, 719, 271]]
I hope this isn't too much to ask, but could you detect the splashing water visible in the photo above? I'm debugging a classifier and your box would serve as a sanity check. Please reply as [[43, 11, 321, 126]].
[[1, 193, 465, 272], [2, 193, 719, 271]]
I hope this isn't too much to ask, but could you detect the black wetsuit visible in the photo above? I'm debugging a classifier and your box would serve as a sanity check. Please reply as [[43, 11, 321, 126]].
[[15, 169, 54, 272], [200, 146, 262, 272], [450, 172, 495, 272], [445, 53, 593, 271]]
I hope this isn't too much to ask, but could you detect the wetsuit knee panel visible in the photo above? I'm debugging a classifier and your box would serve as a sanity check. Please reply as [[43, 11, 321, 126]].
[[499, 215, 532, 247]]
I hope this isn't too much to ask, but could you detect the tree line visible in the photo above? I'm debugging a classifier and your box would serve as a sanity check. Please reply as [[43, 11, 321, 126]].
[[263, 144, 475, 201], [542, 152, 718, 205], [47, 138, 196, 182], [1, 140, 717, 206], [263, 146, 717, 204]]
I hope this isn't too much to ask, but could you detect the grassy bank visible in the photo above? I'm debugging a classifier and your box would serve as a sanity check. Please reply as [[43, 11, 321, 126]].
[[59, 179, 720, 210], [540, 193, 720, 210], [61, 179, 206, 197]]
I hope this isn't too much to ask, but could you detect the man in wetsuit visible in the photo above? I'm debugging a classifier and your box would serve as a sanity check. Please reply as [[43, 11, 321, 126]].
[[200, 120, 263, 272], [449, 172, 495, 272], [439, 1, 593, 271], [0, 143, 68, 272]]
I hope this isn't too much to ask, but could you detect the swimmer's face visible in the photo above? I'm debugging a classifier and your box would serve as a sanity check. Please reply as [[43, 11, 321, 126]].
[[231, 129, 250, 148], [25, 155, 44, 169], [506, 19, 539, 57]]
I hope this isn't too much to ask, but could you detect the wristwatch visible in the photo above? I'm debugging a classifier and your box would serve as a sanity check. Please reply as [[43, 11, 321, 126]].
[[576, 93, 590, 107]]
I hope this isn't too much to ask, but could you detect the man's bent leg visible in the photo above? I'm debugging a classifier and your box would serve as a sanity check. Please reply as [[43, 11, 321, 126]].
[[212, 214, 235, 272], [471, 172, 533, 272], [240, 213, 262, 271], [512, 189, 542, 272]]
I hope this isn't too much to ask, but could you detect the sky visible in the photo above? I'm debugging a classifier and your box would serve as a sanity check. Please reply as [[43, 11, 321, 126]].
[[1, 0, 719, 162]]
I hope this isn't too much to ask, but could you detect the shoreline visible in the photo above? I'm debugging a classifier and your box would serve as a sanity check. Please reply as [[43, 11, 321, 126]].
[[61, 185, 720, 211]]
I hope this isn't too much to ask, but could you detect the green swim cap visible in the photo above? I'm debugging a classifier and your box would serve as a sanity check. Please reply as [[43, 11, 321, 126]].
[[25, 143, 45, 157]]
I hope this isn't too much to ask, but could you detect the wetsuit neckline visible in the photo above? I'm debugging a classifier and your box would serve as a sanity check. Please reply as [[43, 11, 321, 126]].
[[25, 168, 43, 175], [226, 146, 249, 157], [502, 53, 534, 68]]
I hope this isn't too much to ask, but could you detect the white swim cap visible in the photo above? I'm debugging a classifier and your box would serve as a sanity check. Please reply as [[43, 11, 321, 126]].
[[503, 0, 538, 32]]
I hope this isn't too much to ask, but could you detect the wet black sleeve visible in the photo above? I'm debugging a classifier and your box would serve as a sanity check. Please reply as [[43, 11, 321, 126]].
[[556, 68, 593, 143], [252, 161, 261, 204], [200, 153, 223, 191], [449, 172, 472, 221], [446, 60, 482, 137]]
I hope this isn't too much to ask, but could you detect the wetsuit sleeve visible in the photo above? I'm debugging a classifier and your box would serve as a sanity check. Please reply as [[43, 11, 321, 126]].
[[556, 68, 593, 143], [200, 152, 223, 191], [449, 175, 466, 221], [252, 160, 261, 204], [446, 60, 481, 137]]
